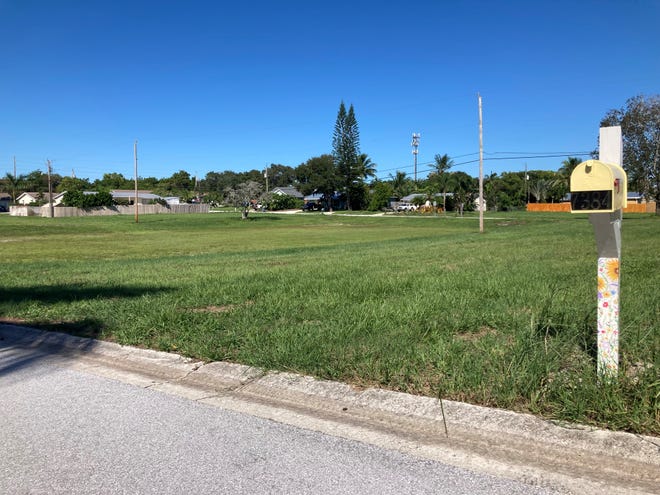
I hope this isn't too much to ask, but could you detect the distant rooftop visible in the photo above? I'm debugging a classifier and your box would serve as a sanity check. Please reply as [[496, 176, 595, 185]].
[[272, 187, 303, 199]]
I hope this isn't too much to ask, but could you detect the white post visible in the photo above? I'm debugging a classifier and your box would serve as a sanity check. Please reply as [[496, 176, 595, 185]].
[[591, 126, 623, 379]]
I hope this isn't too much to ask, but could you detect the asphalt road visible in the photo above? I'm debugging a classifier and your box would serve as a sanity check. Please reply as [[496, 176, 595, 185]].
[[0, 340, 557, 495]]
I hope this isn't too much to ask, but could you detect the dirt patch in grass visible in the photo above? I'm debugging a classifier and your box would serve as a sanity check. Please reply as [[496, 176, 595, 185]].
[[455, 326, 498, 342], [188, 301, 254, 314], [496, 220, 527, 227], [190, 305, 236, 313]]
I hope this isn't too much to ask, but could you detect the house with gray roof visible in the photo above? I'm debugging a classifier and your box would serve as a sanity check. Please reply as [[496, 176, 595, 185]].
[[271, 187, 304, 199], [109, 190, 162, 204]]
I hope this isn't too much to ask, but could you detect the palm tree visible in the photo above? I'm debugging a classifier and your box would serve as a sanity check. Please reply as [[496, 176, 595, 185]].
[[555, 157, 582, 195], [389, 171, 413, 199], [447, 172, 476, 216], [529, 179, 551, 203], [4, 172, 25, 203], [432, 154, 454, 212], [559, 157, 582, 179], [433, 154, 454, 175], [356, 153, 377, 181]]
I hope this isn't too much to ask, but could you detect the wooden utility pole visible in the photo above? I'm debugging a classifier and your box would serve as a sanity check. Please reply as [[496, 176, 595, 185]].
[[47, 159, 54, 218], [194, 173, 199, 201], [134, 140, 139, 223], [478, 94, 484, 233], [13, 156, 17, 203], [525, 163, 529, 204]]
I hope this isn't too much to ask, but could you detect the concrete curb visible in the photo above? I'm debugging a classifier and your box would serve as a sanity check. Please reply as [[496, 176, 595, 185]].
[[2, 324, 659, 494]]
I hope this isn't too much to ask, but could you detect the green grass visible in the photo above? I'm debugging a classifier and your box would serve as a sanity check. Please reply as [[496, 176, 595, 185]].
[[1, 211, 658, 434]]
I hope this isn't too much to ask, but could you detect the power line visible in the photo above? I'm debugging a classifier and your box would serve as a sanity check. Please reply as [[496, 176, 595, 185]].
[[373, 150, 593, 180], [458, 152, 592, 165], [484, 150, 593, 155]]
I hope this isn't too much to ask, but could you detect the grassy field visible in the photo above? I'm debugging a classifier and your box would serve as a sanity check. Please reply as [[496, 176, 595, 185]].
[[1, 211, 658, 434]]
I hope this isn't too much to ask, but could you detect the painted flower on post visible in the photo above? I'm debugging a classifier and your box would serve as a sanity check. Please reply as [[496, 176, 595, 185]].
[[606, 259, 619, 280]]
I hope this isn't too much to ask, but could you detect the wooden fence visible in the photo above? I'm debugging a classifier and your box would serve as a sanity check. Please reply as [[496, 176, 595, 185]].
[[9, 206, 41, 216], [10, 204, 209, 217]]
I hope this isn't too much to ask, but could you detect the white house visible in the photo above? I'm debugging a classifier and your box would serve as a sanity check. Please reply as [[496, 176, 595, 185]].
[[271, 187, 304, 199], [474, 196, 487, 212], [16, 191, 66, 206], [16, 192, 44, 205]]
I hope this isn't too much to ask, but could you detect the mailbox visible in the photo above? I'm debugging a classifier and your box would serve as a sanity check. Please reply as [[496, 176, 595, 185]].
[[570, 160, 627, 213]]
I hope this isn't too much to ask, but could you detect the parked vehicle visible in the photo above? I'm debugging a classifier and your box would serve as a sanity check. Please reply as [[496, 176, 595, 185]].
[[396, 202, 417, 211]]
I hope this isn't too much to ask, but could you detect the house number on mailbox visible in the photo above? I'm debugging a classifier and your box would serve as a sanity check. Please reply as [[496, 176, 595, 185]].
[[570, 190, 613, 211]]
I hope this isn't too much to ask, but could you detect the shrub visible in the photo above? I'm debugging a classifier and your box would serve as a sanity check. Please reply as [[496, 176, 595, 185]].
[[269, 195, 303, 211], [61, 191, 114, 208], [368, 182, 394, 211], [61, 191, 85, 207]]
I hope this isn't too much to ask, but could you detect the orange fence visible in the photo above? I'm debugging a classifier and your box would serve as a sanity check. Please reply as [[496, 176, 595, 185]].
[[526, 203, 570, 212], [526, 202, 656, 213], [623, 203, 656, 213]]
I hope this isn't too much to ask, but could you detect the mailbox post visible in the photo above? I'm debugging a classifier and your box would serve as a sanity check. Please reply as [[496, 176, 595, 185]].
[[570, 127, 626, 379]]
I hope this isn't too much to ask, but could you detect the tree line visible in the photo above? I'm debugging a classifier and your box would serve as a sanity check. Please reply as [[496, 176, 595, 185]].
[[0, 156, 582, 212], [2, 95, 657, 213]]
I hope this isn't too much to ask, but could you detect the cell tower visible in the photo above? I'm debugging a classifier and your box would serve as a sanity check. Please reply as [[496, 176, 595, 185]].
[[411, 133, 420, 182]]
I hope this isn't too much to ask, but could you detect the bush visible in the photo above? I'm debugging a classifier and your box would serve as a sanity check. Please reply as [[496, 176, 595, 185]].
[[347, 183, 369, 210], [87, 191, 114, 207], [368, 182, 394, 211], [62, 191, 115, 208], [269, 195, 303, 211], [61, 191, 84, 207]]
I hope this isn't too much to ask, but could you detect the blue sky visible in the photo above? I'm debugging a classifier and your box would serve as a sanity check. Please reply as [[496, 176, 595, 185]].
[[1, 0, 658, 183]]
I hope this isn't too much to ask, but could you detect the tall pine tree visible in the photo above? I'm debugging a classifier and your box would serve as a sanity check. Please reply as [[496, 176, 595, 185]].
[[332, 101, 361, 209]]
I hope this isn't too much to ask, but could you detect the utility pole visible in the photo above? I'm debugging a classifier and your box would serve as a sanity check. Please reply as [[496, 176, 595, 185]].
[[411, 133, 420, 183], [478, 94, 484, 233], [13, 156, 17, 203], [46, 159, 54, 218], [134, 140, 139, 224], [194, 172, 199, 202], [264, 167, 269, 193], [525, 163, 529, 205]]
